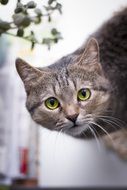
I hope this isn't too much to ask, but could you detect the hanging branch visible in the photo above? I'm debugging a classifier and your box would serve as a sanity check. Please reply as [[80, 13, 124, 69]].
[[0, 0, 63, 50]]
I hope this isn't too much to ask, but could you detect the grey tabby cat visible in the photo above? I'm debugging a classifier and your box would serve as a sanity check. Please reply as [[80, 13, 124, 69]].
[[16, 8, 127, 159]]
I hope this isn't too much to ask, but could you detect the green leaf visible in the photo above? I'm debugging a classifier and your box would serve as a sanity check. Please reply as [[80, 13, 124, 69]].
[[42, 38, 53, 49], [51, 28, 62, 42], [14, 7, 24, 13], [48, 15, 51, 22], [51, 28, 58, 35], [44, 5, 51, 11], [15, 2, 24, 13], [0, 20, 10, 30], [0, 29, 4, 34], [17, 28, 24, 37], [22, 16, 31, 27], [31, 41, 35, 50], [26, 1, 37, 9], [48, 0, 56, 5], [17, 2, 23, 8], [13, 13, 25, 26], [53, 38, 58, 43], [34, 16, 41, 24], [56, 3, 62, 14], [0, 0, 9, 5], [13, 13, 31, 27], [26, 31, 37, 43], [34, 8, 42, 16]]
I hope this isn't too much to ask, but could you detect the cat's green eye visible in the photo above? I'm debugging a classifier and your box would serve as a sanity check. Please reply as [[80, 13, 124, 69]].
[[45, 97, 60, 110], [77, 88, 91, 101]]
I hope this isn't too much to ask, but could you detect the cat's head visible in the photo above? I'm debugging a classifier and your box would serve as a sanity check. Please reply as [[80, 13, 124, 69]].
[[16, 38, 112, 137]]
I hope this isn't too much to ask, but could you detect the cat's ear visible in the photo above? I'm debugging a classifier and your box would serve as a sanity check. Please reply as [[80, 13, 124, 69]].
[[77, 38, 102, 73], [16, 58, 45, 93]]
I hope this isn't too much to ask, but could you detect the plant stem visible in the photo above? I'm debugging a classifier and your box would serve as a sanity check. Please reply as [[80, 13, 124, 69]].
[[4, 31, 42, 45]]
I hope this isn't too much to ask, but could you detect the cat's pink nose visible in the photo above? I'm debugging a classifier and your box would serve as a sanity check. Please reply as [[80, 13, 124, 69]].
[[66, 114, 79, 123]]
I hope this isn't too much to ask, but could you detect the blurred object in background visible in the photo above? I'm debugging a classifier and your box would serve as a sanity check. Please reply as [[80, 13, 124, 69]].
[[0, 36, 10, 181], [0, 35, 39, 186], [11, 177, 38, 188], [19, 148, 29, 175], [0, 37, 9, 68]]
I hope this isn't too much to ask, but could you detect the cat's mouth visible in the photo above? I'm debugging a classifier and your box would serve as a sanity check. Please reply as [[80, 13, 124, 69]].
[[69, 121, 115, 138], [66, 122, 102, 138], [56, 121, 107, 138], [66, 123, 90, 137]]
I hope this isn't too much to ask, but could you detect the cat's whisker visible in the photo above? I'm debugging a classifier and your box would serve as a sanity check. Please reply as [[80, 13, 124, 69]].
[[99, 117, 123, 130], [95, 113, 126, 125], [80, 127, 88, 138], [54, 126, 63, 131], [99, 117, 120, 131], [53, 128, 64, 157], [95, 110, 114, 116], [96, 115, 125, 129], [84, 114, 93, 119], [56, 122, 74, 136], [79, 114, 94, 124], [55, 122, 64, 128], [61, 126, 71, 136], [89, 122, 100, 139], [96, 116, 121, 130], [81, 131, 87, 138], [88, 123, 101, 150], [89, 121, 114, 144], [55, 121, 69, 131], [99, 115, 126, 125]]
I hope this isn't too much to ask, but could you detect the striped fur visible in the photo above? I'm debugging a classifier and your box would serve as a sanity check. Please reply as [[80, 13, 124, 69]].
[[16, 7, 127, 139]]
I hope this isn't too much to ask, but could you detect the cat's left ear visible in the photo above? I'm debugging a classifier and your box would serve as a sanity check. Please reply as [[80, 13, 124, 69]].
[[15, 58, 47, 93], [77, 38, 102, 74]]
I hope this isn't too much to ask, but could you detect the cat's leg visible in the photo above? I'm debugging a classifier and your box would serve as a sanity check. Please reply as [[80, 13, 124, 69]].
[[103, 129, 127, 160]]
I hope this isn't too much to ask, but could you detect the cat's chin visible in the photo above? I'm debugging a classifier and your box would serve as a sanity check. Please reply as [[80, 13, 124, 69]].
[[65, 124, 91, 138]]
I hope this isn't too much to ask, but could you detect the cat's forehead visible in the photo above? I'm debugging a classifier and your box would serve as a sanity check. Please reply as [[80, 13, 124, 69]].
[[68, 65, 97, 82], [46, 66, 94, 89], [48, 68, 92, 95], [55, 68, 69, 87]]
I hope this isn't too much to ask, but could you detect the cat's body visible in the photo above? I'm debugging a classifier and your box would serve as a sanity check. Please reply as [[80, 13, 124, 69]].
[[16, 7, 127, 159]]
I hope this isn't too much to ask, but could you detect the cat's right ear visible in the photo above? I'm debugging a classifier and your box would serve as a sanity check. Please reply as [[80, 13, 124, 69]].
[[15, 58, 43, 93], [76, 38, 103, 74]]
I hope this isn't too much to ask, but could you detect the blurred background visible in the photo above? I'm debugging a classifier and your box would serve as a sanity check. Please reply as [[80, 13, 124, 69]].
[[0, 0, 127, 188]]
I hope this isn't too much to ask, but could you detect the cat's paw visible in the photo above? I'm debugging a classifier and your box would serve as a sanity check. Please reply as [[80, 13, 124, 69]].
[[103, 129, 127, 160]]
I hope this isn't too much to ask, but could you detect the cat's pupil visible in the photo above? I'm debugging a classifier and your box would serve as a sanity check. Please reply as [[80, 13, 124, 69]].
[[50, 98, 55, 106], [81, 89, 86, 97]]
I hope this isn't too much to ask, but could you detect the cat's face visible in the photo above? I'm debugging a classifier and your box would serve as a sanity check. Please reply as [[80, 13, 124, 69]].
[[16, 38, 112, 137]]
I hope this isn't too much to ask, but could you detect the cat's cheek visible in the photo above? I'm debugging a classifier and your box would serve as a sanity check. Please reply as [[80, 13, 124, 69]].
[[91, 93, 111, 114], [99, 93, 110, 103], [98, 93, 111, 111], [78, 101, 94, 115], [30, 107, 59, 129]]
